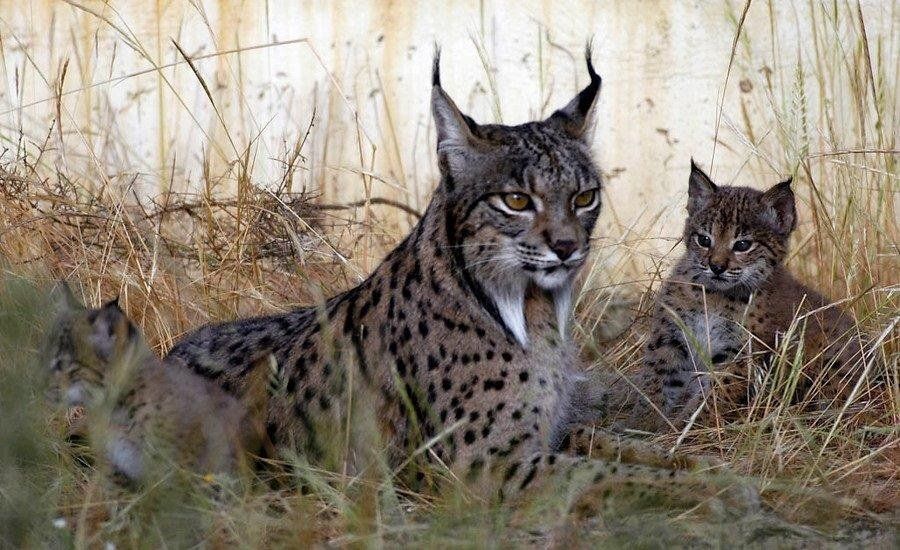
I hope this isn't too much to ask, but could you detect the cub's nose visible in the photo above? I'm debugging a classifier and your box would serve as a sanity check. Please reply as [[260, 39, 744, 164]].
[[550, 239, 579, 261], [710, 263, 727, 275]]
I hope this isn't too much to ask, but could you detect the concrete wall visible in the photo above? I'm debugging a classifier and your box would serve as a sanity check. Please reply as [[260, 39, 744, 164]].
[[0, 1, 895, 272]]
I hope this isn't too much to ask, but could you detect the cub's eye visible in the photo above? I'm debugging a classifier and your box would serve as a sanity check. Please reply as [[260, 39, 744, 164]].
[[694, 233, 712, 248], [573, 189, 597, 209], [502, 192, 532, 211], [732, 239, 753, 252]]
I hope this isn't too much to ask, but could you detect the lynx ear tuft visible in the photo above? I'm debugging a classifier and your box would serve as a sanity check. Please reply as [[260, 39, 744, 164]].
[[687, 159, 718, 213], [546, 41, 602, 140], [431, 48, 485, 174], [431, 43, 442, 88]]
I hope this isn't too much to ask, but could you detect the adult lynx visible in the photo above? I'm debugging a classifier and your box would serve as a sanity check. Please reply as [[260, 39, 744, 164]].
[[167, 50, 752, 507]]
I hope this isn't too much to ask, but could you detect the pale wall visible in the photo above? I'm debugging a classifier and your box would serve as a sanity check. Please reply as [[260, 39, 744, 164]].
[[0, 1, 895, 278]]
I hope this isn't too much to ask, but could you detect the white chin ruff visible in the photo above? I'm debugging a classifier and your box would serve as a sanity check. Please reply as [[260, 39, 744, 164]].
[[487, 269, 577, 349], [533, 268, 570, 290], [493, 291, 528, 348]]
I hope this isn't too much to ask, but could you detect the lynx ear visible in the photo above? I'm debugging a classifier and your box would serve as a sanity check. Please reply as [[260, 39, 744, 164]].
[[760, 178, 796, 235], [50, 280, 83, 314], [546, 42, 602, 141], [88, 298, 133, 362], [687, 159, 718, 214], [431, 48, 485, 173]]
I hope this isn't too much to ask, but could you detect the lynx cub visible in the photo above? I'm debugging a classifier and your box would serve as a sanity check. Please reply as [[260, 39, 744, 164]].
[[46, 283, 262, 483], [644, 161, 867, 423]]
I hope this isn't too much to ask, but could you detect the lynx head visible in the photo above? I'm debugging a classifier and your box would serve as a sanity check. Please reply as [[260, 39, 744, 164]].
[[46, 282, 140, 407], [432, 45, 603, 345], [682, 161, 796, 293]]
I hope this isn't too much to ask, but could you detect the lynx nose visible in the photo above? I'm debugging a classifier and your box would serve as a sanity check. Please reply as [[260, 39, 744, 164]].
[[710, 263, 727, 275], [550, 239, 579, 261]]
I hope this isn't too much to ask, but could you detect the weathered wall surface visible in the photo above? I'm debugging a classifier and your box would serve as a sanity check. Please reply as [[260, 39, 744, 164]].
[[0, 1, 896, 273]]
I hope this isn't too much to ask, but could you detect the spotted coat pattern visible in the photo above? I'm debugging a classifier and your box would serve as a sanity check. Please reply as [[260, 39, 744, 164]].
[[46, 286, 260, 483], [166, 52, 755, 506], [643, 162, 868, 424]]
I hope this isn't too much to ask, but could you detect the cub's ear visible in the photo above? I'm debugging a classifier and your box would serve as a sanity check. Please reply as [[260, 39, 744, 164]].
[[50, 279, 83, 314], [431, 47, 487, 174], [687, 159, 718, 214], [760, 178, 796, 235], [546, 42, 602, 141], [88, 298, 134, 362]]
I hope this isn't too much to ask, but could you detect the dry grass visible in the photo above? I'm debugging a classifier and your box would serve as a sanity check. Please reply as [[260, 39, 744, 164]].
[[0, 0, 897, 547], [574, 0, 899, 525]]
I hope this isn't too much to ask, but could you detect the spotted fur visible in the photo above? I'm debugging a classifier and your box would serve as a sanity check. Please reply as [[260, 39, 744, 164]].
[[166, 51, 755, 508], [46, 283, 262, 483], [643, 161, 869, 424]]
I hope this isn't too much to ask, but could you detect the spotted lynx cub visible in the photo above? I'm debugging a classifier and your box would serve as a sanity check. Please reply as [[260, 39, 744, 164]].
[[167, 50, 751, 505], [46, 283, 262, 483], [644, 161, 867, 423]]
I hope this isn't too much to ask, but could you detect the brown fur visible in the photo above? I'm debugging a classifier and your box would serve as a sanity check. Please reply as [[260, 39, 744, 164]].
[[46, 284, 263, 483], [639, 161, 868, 427], [165, 51, 755, 509]]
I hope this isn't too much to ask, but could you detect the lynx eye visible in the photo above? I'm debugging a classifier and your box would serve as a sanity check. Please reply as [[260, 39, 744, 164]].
[[732, 239, 753, 252], [694, 233, 712, 248], [573, 189, 597, 209], [502, 192, 532, 211]]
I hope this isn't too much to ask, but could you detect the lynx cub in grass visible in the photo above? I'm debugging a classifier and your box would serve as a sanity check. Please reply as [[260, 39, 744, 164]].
[[644, 161, 867, 424], [166, 49, 752, 508], [46, 283, 262, 484]]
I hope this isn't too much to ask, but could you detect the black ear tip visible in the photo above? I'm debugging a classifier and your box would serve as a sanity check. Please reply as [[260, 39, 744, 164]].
[[584, 40, 600, 84], [768, 177, 794, 195], [102, 296, 122, 311], [688, 159, 718, 190], [432, 44, 442, 88]]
